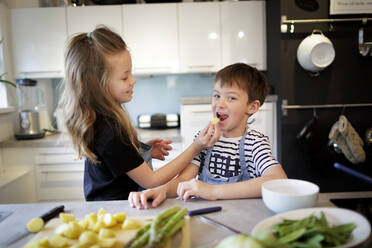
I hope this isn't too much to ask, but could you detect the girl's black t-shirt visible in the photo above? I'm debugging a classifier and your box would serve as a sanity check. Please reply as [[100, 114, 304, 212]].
[[84, 116, 144, 201]]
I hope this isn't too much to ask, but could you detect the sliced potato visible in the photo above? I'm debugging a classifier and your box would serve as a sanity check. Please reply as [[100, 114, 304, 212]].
[[55, 223, 69, 235], [78, 219, 89, 230], [103, 213, 117, 227], [59, 213, 75, 223], [92, 220, 106, 233], [38, 238, 50, 247], [122, 219, 141, 230], [51, 235, 69, 247], [99, 237, 117, 248], [98, 228, 116, 239], [63, 221, 83, 239], [27, 218, 44, 233], [211, 117, 220, 124], [113, 212, 126, 223], [79, 231, 98, 245], [85, 212, 97, 225]]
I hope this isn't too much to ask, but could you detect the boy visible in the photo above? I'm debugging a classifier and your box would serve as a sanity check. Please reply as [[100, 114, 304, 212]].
[[129, 63, 287, 209]]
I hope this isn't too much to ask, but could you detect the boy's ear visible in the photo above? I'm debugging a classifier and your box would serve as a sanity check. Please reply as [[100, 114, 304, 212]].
[[247, 100, 260, 115]]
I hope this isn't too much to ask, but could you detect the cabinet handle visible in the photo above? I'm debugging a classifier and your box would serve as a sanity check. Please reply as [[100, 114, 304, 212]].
[[187, 65, 214, 69], [191, 109, 212, 113]]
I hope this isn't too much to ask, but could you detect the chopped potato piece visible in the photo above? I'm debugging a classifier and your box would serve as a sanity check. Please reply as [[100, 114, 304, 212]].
[[122, 219, 141, 230], [97, 208, 107, 216], [113, 212, 126, 223], [55, 223, 69, 235], [99, 238, 117, 248], [103, 213, 117, 227], [85, 212, 97, 225], [92, 220, 106, 233], [27, 218, 44, 233], [79, 231, 98, 245], [98, 228, 116, 239], [23, 241, 39, 248], [211, 117, 220, 125], [51, 235, 69, 247], [59, 213, 75, 223], [63, 221, 83, 239], [90, 245, 100, 248], [38, 238, 50, 247], [78, 219, 89, 230]]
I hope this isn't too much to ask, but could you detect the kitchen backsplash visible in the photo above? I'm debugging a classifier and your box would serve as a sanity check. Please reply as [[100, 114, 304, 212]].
[[52, 73, 215, 127]]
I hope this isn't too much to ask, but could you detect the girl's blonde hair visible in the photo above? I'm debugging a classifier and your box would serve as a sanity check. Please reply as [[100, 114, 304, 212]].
[[59, 25, 139, 164]]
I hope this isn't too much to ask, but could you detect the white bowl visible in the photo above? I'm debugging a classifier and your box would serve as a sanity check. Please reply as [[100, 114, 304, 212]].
[[297, 30, 335, 72], [262, 179, 319, 213]]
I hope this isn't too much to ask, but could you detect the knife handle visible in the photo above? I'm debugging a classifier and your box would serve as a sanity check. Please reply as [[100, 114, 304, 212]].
[[188, 206, 222, 216], [40, 205, 65, 222]]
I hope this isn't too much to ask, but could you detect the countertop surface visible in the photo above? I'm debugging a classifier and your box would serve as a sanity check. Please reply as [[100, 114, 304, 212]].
[[0, 128, 182, 148], [0, 191, 371, 248]]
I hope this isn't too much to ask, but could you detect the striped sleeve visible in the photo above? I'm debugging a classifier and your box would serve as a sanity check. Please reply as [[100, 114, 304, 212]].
[[248, 130, 280, 176]]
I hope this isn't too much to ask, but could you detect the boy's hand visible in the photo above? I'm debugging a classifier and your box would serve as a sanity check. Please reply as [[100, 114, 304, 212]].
[[128, 187, 167, 209], [147, 138, 172, 160], [195, 122, 221, 150], [177, 178, 217, 201]]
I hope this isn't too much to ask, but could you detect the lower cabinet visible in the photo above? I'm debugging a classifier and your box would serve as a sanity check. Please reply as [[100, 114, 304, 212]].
[[35, 147, 84, 201]]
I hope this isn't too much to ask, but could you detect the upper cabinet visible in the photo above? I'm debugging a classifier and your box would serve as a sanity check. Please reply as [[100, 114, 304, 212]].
[[122, 4, 178, 74], [9, 2, 267, 77], [221, 1, 267, 70], [10, 7, 67, 78], [178, 2, 221, 73], [66, 5, 122, 37]]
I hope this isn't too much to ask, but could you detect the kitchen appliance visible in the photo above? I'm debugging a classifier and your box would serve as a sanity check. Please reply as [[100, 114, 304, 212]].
[[138, 113, 180, 129], [14, 79, 45, 140]]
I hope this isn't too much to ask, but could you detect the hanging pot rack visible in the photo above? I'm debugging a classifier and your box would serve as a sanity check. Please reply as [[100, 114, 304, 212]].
[[280, 15, 372, 33], [281, 99, 372, 116]]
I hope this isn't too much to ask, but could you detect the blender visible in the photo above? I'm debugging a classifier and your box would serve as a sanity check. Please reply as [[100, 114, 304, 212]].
[[14, 78, 45, 140]]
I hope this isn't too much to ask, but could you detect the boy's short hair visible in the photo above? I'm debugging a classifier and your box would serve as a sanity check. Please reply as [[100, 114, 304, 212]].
[[214, 63, 270, 105]]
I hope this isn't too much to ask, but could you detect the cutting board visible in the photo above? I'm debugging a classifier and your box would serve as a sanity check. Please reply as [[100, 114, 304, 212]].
[[26, 216, 190, 248]]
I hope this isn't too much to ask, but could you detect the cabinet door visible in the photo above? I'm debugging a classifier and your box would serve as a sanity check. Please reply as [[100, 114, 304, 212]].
[[122, 4, 178, 74], [178, 2, 221, 73], [10, 8, 67, 78], [66, 5, 122, 37], [180, 104, 213, 150], [221, 1, 267, 70]]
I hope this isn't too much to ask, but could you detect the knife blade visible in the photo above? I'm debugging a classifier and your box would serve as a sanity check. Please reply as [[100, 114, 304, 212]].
[[187, 206, 222, 216], [0, 205, 65, 247], [198, 215, 241, 234]]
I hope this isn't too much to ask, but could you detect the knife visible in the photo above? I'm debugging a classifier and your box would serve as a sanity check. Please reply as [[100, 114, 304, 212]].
[[198, 215, 241, 234], [187, 206, 222, 216], [0, 205, 65, 247]]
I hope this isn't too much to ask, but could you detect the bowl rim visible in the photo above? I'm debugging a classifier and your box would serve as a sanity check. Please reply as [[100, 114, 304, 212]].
[[262, 179, 320, 196]]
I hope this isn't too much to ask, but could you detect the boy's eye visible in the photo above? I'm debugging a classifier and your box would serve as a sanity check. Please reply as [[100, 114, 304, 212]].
[[122, 78, 128, 81], [228, 97, 236, 101], [213, 94, 220, 99]]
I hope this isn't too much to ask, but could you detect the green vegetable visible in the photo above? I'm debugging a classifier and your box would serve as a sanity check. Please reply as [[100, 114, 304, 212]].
[[125, 206, 187, 248], [272, 211, 356, 248]]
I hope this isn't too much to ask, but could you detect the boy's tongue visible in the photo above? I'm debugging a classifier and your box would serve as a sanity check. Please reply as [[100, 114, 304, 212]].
[[218, 113, 229, 121]]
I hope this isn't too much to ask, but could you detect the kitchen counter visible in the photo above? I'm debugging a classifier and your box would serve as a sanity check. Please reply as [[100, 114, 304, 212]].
[[180, 94, 278, 105], [0, 191, 371, 248], [0, 128, 181, 148]]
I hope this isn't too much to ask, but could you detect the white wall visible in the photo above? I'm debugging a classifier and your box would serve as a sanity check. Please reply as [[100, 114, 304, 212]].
[[5, 0, 39, 8]]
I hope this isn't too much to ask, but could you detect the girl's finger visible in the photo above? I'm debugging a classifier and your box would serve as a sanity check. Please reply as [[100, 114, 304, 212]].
[[132, 193, 141, 209], [140, 193, 149, 209], [152, 193, 165, 208], [128, 192, 134, 208]]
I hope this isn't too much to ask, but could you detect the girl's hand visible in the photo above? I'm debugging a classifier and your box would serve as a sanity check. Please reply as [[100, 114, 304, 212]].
[[128, 187, 167, 209], [177, 178, 217, 201], [195, 122, 221, 150], [147, 138, 172, 160]]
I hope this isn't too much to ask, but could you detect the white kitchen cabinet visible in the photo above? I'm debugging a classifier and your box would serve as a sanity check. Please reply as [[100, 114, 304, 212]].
[[122, 4, 178, 74], [10, 7, 67, 78], [180, 104, 213, 150], [66, 5, 122, 37], [180, 101, 277, 158], [178, 2, 221, 73], [35, 147, 84, 201], [221, 1, 267, 70]]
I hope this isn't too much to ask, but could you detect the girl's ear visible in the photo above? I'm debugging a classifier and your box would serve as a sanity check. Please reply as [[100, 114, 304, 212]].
[[247, 100, 260, 115]]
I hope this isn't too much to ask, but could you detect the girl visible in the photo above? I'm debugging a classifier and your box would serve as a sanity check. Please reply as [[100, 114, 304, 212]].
[[59, 26, 220, 201]]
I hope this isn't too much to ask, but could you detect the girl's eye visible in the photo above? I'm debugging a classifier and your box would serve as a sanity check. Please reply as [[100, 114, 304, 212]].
[[122, 78, 128, 81], [213, 94, 220, 99]]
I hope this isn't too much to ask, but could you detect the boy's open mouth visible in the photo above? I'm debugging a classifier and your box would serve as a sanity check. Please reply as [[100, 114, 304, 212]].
[[216, 112, 229, 121]]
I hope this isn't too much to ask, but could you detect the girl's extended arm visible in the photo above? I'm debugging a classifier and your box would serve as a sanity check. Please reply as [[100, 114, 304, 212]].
[[127, 123, 220, 189], [128, 165, 199, 209], [177, 165, 287, 201]]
